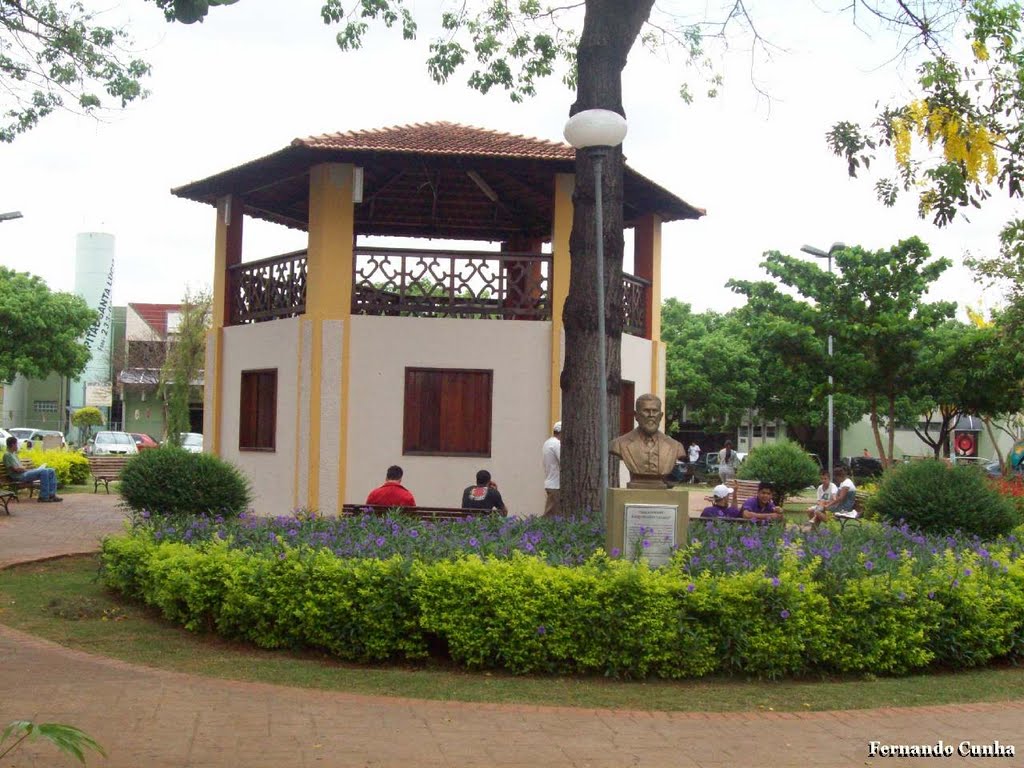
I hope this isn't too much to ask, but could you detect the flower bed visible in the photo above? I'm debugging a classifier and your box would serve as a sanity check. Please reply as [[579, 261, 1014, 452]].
[[100, 513, 1024, 680]]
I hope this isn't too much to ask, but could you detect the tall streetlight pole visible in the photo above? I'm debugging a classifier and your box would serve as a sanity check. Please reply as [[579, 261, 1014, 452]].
[[564, 109, 628, 522], [800, 242, 846, 483]]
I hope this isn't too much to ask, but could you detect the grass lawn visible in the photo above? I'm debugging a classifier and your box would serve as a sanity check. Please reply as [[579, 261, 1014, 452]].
[[1, 555, 1022, 713]]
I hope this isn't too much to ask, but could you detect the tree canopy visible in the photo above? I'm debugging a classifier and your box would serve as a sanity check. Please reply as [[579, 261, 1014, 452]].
[[0, 267, 96, 382], [661, 299, 757, 432], [730, 239, 956, 465], [828, 1, 1024, 321]]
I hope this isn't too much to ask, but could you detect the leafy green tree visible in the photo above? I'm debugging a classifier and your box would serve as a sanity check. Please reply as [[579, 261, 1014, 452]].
[[0, 267, 96, 381], [159, 289, 211, 446], [71, 405, 103, 440], [727, 277, 867, 453], [732, 239, 954, 466], [1, 1, 149, 142], [661, 299, 757, 432]]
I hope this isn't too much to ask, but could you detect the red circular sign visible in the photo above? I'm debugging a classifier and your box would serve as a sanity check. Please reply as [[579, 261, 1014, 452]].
[[955, 433, 976, 456]]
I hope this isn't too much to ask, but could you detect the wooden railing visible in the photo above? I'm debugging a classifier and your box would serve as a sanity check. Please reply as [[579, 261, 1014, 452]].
[[227, 250, 307, 325], [622, 273, 649, 337], [352, 246, 551, 320], [226, 246, 649, 337]]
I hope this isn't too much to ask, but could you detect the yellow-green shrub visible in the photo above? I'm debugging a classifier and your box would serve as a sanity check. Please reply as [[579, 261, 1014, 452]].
[[21, 447, 90, 485], [820, 561, 937, 674], [98, 532, 1024, 679], [923, 550, 1024, 667]]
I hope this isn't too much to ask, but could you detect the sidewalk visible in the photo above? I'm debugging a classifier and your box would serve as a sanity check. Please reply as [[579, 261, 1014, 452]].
[[1, 494, 1022, 767]]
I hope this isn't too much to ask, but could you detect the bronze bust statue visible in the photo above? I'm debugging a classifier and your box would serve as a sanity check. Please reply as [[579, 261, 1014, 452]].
[[609, 393, 686, 489]]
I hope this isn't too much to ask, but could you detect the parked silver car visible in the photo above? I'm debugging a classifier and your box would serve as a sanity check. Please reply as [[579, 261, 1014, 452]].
[[86, 431, 139, 456], [180, 433, 204, 454]]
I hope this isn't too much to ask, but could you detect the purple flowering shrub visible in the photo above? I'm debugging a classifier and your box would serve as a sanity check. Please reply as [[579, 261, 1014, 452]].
[[138, 510, 605, 566], [99, 512, 1024, 679]]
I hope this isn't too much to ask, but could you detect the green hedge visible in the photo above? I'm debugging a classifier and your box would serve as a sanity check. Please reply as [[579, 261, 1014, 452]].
[[100, 533, 1024, 679]]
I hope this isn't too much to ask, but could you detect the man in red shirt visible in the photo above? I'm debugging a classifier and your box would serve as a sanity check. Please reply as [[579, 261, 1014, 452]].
[[366, 465, 416, 507]]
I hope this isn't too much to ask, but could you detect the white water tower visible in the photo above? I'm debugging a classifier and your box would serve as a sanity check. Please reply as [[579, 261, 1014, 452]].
[[70, 233, 115, 426]]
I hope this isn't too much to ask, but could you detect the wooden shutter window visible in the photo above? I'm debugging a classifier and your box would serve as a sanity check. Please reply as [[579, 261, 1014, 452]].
[[403, 368, 492, 456], [240, 369, 277, 451]]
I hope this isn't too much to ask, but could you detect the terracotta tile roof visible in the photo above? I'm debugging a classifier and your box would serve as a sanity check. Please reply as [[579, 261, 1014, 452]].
[[129, 303, 181, 339], [295, 121, 575, 160]]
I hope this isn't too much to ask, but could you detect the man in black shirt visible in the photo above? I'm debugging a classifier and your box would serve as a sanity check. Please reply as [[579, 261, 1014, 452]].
[[461, 469, 508, 515]]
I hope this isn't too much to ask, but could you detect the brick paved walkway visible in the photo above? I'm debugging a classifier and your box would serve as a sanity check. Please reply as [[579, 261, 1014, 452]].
[[1, 495, 1021, 767]]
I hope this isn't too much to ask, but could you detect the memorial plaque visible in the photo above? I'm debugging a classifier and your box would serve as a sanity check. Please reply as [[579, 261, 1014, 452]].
[[624, 503, 678, 567]]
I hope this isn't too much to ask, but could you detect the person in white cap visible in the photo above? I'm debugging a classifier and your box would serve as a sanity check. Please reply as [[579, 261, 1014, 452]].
[[542, 421, 562, 517], [700, 484, 742, 519]]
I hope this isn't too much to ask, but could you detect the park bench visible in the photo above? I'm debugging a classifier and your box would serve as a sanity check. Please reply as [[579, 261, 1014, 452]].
[[340, 504, 498, 521], [692, 479, 763, 524], [89, 456, 132, 493], [835, 492, 870, 531], [727, 479, 763, 510], [0, 459, 38, 514]]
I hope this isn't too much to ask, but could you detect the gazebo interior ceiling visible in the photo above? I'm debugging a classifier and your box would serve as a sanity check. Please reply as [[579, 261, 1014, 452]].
[[173, 123, 703, 243]]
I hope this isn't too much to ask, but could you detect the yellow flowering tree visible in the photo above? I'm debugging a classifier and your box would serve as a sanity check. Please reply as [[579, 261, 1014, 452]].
[[828, 1, 1024, 231]]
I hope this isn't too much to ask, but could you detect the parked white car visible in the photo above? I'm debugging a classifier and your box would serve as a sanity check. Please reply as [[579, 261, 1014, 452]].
[[10, 427, 66, 449], [180, 433, 204, 454], [86, 431, 139, 456]]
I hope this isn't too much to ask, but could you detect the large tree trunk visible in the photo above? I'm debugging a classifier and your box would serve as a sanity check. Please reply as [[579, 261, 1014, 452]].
[[560, 0, 655, 516]]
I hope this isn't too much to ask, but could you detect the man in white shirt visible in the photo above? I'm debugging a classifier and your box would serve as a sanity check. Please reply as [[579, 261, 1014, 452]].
[[542, 421, 561, 517], [806, 470, 838, 524], [687, 441, 701, 483], [688, 441, 701, 464]]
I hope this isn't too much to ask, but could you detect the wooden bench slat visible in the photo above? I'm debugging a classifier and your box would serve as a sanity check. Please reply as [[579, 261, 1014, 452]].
[[88, 456, 132, 494], [341, 504, 497, 521], [0, 459, 38, 513], [727, 479, 762, 510]]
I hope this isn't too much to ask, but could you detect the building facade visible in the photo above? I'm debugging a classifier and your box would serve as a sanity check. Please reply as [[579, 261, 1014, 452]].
[[174, 122, 704, 515]]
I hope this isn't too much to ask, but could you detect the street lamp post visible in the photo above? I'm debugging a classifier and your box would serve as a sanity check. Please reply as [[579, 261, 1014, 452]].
[[800, 242, 846, 484], [564, 109, 628, 521]]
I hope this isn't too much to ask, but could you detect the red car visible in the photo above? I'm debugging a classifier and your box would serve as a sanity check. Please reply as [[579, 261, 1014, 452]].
[[130, 433, 160, 451]]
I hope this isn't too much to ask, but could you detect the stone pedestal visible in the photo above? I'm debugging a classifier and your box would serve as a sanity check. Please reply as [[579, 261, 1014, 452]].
[[606, 487, 689, 568]]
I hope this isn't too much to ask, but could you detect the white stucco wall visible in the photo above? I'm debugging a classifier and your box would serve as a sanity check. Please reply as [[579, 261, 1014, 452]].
[[621, 333, 654, 398], [219, 318, 301, 515], [618, 333, 656, 486], [347, 316, 552, 516], [215, 312, 664, 517]]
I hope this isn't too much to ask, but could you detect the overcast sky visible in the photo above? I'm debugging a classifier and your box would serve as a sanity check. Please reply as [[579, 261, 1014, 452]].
[[0, 0, 1016, 317]]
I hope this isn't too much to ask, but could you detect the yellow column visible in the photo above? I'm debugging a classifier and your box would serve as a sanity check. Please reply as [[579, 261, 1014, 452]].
[[549, 173, 574, 426], [634, 214, 663, 398], [305, 163, 355, 509], [209, 195, 242, 456]]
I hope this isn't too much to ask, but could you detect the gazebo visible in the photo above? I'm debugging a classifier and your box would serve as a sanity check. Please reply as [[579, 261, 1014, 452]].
[[172, 122, 703, 514]]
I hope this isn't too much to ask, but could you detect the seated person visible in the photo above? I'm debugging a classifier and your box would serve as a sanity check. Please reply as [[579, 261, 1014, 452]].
[[740, 481, 785, 522], [3, 436, 61, 502], [461, 469, 508, 515], [701, 484, 742, 519], [806, 470, 838, 522], [809, 466, 857, 526], [365, 465, 416, 507]]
